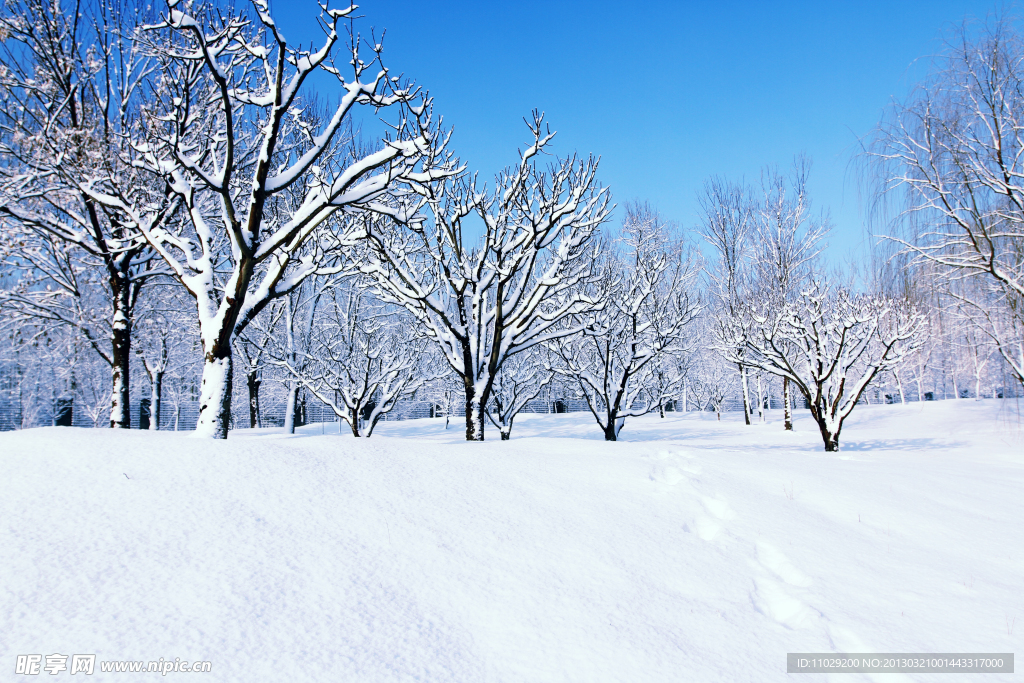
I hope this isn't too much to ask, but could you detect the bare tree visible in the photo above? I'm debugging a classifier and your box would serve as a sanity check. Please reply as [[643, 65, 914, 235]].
[[486, 346, 552, 440], [269, 281, 326, 434], [550, 203, 700, 440], [0, 0, 174, 427], [872, 18, 1024, 388], [233, 299, 285, 429], [738, 281, 925, 451], [275, 283, 434, 437], [751, 158, 830, 429], [697, 177, 757, 424], [131, 0, 452, 437], [360, 113, 610, 441]]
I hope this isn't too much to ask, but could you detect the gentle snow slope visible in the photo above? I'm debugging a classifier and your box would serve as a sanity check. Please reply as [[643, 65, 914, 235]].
[[1, 401, 1022, 682]]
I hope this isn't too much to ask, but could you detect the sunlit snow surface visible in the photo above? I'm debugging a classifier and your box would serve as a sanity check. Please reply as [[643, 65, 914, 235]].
[[2, 401, 1022, 682]]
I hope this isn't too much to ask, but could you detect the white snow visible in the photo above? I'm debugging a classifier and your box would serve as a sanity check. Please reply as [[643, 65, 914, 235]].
[[2, 400, 1022, 681]]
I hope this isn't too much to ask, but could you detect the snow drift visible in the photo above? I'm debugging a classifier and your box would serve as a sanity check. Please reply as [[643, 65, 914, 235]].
[[1, 400, 1022, 681]]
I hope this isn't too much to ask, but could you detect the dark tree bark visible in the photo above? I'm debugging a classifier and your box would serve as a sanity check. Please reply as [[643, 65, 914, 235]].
[[109, 279, 133, 429], [603, 423, 618, 441], [151, 371, 163, 431], [246, 370, 261, 429], [783, 376, 793, 431]]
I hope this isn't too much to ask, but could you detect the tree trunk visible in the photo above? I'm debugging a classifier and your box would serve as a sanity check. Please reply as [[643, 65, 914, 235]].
[[603, 422, 618, 441], [783, 376, 793, 431], [246, 370, 261, 428], [150, 371, 163, 431], [283, 382, 298, 434], [815, 418, 839, 452], [464, 395, 485, 441], [195, 352, 233, 439], [296, 390, 307, 427], [740, 365, 752, 425], [349, 406, 361, 437], [601, 413, 624, 441], [500, 430, 510, 440], [109, 289, 131, 429], [756, 374, 765, 422]]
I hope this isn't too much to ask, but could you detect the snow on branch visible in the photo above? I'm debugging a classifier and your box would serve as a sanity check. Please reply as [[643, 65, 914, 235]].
[[738, 280, 925, 450], [358, 114, 610, 440]]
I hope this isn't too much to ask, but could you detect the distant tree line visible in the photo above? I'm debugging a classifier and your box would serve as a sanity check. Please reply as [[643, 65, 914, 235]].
[[0, 2, 1020, 450]]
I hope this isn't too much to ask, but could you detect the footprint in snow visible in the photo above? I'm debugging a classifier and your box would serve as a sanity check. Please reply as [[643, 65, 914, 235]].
[[649, 464, 685, 486], [756, 541, 811, 587], [750, 576, 815, 629], [649, 453, 733, 543], [701, 496, 736, 521], [686, 497, 736, 541], [693, 515, 722, 541], [679, 461, 703, 475], [648, 451, 700, 486], [749, 541, 819, 630]]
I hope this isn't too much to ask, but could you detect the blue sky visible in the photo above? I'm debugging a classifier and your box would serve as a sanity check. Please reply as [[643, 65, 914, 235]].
[[275, 0, 1002, 259]]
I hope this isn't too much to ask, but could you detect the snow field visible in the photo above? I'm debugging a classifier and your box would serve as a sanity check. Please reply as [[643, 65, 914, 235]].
[[1, 400, 1022, 682]]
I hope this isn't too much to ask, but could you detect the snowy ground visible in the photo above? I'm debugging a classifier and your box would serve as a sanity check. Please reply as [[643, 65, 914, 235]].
[[1, 400, 1022, 682]]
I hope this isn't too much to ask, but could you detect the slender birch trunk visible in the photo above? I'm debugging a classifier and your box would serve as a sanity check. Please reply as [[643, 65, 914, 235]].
[[150, 371, 163, 430], [783, 376, 793, 431], [756, 374, 765, 422], [740, 365, 752, 425], [284, 383, 297, 434]]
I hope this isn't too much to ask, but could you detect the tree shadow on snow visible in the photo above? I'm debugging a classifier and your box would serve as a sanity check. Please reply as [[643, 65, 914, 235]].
[[839, 437, 971, 452]]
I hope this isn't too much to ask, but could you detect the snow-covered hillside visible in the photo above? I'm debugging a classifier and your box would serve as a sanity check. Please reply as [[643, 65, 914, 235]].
[[2, 401, 1022, 682]]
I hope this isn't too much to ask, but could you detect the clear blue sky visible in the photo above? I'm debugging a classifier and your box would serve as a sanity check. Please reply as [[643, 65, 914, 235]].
[[274, 0, 1003, 260]]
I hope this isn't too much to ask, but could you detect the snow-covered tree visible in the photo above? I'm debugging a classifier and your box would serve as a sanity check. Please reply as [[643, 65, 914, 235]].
[[486, 346, 552, 440], [360, 112, 610, 441], [419, 371, 464, 429], [751, 158, 829, 429], [652, 354, 690, 418], [0, 0, 174, 427], [130, 282, 199, 430], [275, 283, 434, 436], [550, 203, 700, 441], [268, 281, 327, 434], [131, 0, 452, 438], [872, 18, 1024, 388], [688, 346, 735, 420], [697, 177, 757, 424], [233, 299, 285, 429], [739, 281, 925, 451]]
